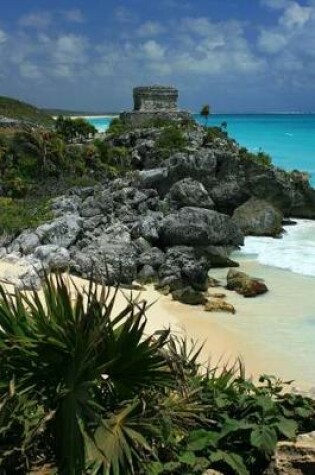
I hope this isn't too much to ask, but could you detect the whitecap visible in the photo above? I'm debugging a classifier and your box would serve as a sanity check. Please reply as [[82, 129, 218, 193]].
[[237, 220, 315, 277]]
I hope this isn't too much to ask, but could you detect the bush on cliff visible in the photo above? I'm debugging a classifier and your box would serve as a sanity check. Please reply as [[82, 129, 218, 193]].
[[155, 125, 188, 158], [0, 274, 313, 474], [239, 147, 272, 167]]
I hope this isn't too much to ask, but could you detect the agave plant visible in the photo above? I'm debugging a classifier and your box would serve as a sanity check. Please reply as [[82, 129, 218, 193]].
[[0, 274, 173, 474]]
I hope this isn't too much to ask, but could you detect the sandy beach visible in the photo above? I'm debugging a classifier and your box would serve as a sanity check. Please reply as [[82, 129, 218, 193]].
[[1, 257, 314, 389]]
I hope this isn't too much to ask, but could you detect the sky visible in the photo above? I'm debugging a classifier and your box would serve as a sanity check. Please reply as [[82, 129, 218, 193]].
[[1, 0, 315, 112]]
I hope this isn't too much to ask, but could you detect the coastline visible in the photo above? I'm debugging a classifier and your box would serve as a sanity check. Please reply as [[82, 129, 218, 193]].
[[1, 258, 315, 389]]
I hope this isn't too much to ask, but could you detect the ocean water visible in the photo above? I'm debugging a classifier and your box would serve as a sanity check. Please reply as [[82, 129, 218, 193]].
[[235, 220, 315, 277]]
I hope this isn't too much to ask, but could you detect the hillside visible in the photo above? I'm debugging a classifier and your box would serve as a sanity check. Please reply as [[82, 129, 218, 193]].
[[0, 96, 54, 127]]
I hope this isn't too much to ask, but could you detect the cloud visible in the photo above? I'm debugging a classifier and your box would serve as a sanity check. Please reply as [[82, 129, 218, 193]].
[[258, 31, 288, 53], [115, 6, 136, 23], [142, 40, 166, 60], [279, 2, 312, 27], [62, 9, 85, 23], [0, 30, 7, 44], [19, 11, 52, 29], [138, 21, 165, 37], [19, 61, 42, 79], [260, 0, 290, 9]]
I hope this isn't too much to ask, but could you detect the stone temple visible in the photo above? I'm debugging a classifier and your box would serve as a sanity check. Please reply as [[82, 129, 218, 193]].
[[120, 85, 191, 126]]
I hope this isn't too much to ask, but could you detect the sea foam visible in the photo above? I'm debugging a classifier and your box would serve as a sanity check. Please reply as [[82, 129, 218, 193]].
[[236, 219, 315, 277]]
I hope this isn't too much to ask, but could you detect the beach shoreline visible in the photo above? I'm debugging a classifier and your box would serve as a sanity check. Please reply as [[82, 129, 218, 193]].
[[1, 257, 314, 390]]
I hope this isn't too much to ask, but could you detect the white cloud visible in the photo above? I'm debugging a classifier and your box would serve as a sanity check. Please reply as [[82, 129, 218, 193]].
[[53, 34, 88, 66], [19, 11, 52, 29], [258, 31, 288, 53], [19, 61, 42, 79], [62, 9, 85, 23], [260, 0, 290, 9], [115, 7, 136, 23], [138, 21, 165, 37], [0, 30, 7, 44], [142, 40, 166, 60], [279, 2, 312, 27]]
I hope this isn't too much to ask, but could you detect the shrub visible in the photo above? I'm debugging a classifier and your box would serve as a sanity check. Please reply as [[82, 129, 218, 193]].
[[0, 196, 52, 234], [203, 126, 229, 144], [239, 147, 272, 167], [155, 125, 188, 158]]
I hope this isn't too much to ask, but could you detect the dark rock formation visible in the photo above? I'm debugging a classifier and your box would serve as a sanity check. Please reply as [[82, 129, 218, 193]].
[[159, 207, 244, 248], [172, 286, 206, 305], [168, 178, 214, 210], [232, 197, 283, 236], [227, 269, 269, 297]]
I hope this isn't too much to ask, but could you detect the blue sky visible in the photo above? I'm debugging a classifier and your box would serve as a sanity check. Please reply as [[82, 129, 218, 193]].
[[1, 0, 315, 112]]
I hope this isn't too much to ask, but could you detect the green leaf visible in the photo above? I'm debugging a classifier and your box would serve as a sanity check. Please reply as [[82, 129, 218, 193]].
[[250, 426, 278, 454], [186, 430, 218, 451], [276, 418, 298, 439], [145, 461, 164, 475], [178, 451, 197, 466], [210, 450, 249, 475]]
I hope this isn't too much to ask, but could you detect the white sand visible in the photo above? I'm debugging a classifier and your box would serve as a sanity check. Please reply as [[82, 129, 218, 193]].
[[0, 258, 314, 388]]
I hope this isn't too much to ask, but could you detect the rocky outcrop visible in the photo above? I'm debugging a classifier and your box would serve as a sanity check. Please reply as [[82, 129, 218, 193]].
[[232, 197, 283, 236], [168, 178, 214, 210], [227, 269, 269, 297], [264, 432, 315, 475], [159, 207, 244, 248], [172, 286, 206, 305]]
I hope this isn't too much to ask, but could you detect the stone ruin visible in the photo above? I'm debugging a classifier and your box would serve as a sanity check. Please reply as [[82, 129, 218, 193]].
[[120, 85, 191, 127]]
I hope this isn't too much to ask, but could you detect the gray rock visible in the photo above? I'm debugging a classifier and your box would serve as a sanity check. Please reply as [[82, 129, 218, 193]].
[[172, 286, 205, 305], [51, 195, 81, 217], [137, 265, 158, 284], [71, 241, 138, 285], [158, 246, 209, 292], [13, 231, 40, 255], [159, 207, 244, 247], [80, 196, 101, 217], [232, 197, 283, 236], [132, 213, 163, 242], [35, 215, 83, 248], [138, 247, 165, 268], [34, 245, 70, 271], [169, 178, 214, 210]]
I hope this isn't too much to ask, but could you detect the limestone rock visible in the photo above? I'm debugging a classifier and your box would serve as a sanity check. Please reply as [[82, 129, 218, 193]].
[[138, 247, 165, 269], [169, 178, 214, 210], [158, 246, 209, 292], [159, 207, 244, 248], [34, 245, 70, 271], [172, 286, 206, 306], [35, 215, 82, 248], [204, 298, 236, 314], [264, 432, 315, 474], [227, 269, 268, 297], [232, 197, 283, 236], [137, 265, 157, 284]]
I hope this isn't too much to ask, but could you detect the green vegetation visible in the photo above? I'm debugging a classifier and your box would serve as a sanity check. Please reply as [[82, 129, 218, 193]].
[[0, 276, 312, 474], [155, 125, 188, 158], [55, 116, 97, 142], [200, 104, 211, 126], [203, 126, 229, 144], [239, 147, 273, 167], [0, 96, 54, 127], [0, 197, 52, 234]]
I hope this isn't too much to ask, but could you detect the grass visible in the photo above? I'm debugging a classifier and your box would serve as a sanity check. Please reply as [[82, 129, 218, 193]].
[[0, 197, 53, 235], [0, 96, 54, 127]]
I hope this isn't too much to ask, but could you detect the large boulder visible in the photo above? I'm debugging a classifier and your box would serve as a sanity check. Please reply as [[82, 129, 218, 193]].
[[227, 269, 268, 297], [169, 178, 214, 210], [172, 286, 206, 305], [158, 246, 209, 293], [159, 207, 244, 248], [232, 197, 283, 236], [35, 215, 83, 248], [33, 245, 70, 271]]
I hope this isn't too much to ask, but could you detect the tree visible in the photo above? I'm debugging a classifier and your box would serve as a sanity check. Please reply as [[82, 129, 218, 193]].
[[55, 116, 97, 143], [200, 104, 211, 127]]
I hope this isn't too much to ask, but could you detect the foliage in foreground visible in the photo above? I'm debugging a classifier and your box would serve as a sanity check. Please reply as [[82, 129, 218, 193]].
[[0, 275, 313, 474]]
